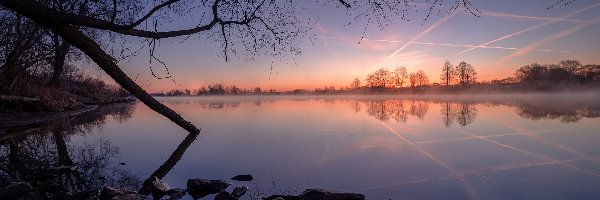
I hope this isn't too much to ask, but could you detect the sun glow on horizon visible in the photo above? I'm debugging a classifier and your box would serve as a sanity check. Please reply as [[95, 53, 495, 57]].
[[108, 0, 600, 93]]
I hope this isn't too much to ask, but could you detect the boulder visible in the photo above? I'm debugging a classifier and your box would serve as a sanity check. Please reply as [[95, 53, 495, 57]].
[[69, 189, 99, 200], [214, 191, 238, 200], [99, 186, 137, 200], [231, 186, 248, 198], [263, 195, 300, 200], [139, 176, 170, 198], [0, 182, 33, 199], [165, 188, 187, 200], [300, 188, 364, 200], [231, 174, 254, 181], [187, 179, 230, 199]]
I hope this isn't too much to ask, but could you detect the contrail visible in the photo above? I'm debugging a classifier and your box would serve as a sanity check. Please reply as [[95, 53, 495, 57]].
[[404, 2, 595, 23], [417, 128, 569, 144], [495, 20, 595, 65], [316, 22, 328, 48], [482, 11, 596, 23], [321, 36, 588, 54], [483, 115, 600, 164], [378, 121, 481, 200], [455, 129, 600, 177], [359, 156, 599, 191], [377, 13, 456, 67], [449, 2, 600, 57]]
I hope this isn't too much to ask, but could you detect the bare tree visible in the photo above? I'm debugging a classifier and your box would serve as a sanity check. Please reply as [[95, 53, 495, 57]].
[[350, 77, 361, 89], [409, 70, 428, 87], [391, 66, 408, 88], [456, 61, 477, 85], [440, 61, 456, 86], [367, 68, 392, 88]]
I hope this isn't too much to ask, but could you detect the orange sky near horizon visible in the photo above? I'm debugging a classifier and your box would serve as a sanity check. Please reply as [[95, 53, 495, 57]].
[[88, 0, 600, 93]]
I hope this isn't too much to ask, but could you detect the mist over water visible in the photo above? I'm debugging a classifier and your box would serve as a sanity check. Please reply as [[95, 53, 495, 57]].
[[2, 93, 600, 199]]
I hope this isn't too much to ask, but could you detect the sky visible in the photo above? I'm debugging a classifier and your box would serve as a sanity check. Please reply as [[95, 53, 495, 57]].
[[91, 0, 600, 92]]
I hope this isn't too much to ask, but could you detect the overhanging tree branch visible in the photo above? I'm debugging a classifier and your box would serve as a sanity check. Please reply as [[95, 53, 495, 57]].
[[0, 0, 201, 134]]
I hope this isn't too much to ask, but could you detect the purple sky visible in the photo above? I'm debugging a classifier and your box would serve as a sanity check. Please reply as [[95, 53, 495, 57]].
[[89, 0, 600, 92]]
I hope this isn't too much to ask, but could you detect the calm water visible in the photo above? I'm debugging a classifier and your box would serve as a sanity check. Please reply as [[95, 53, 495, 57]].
[[2, 94, 600, 199]]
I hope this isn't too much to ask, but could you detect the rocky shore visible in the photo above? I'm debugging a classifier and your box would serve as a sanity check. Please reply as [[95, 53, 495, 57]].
[[0, 173, 365, 200]]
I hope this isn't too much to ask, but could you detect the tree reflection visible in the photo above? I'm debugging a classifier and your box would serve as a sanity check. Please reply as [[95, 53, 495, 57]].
[[363, 100, 479, 127], [365, 100, 429, 122], [350, 101, 361, 113], [514, 101, 600, 123], [439, 102, 478, 127], [456, 103, 477, 126], [440, 102, 458, 127], [0, 103, 140, 197]]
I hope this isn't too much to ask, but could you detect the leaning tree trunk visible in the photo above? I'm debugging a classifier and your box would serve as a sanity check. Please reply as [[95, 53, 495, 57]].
[[0, 1, 200, 134]]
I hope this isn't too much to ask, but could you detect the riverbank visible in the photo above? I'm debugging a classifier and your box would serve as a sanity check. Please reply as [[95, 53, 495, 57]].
[[0, 98, 136, 137]]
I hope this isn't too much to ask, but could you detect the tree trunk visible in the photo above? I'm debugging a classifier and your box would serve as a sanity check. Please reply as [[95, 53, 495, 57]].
[[49, 34, 71, 86], [0, 1, 200, 134]]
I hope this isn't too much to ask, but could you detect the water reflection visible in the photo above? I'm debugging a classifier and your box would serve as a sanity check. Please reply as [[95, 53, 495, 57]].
[[365, 100, 429, 122], [359, 96, 597, 126], [0, 103, 141, 197], [160, 95, 600, 125], [1, 95, 599, 199], [514, 101, 600, 123]]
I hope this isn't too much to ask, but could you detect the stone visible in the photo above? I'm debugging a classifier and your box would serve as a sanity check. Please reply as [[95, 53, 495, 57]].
[[263, 195, 300, 200], [214, 191, 238, 200], [165, 188, 186, 200], [0, 182, 33, 199], [187, 179, 230, 199], [231, 174, 254, 181], [99, 186, 136, 200], [69, 189, 99, 200], [139, 176, 170, 198], [300, 188, 365, 200], [231, 186, 248, 198]]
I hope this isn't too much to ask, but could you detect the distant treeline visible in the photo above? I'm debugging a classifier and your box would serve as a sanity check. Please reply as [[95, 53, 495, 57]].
[[155, 60, 600, 96], [345, 59, 600, 94], [152, 84, 280, 96]]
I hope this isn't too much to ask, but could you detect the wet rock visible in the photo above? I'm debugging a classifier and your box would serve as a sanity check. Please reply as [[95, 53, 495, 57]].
[[231, 174, 254, 181], [187, 179, 230, 199], [165, 188, 186, 200], [0, 182, 33, 199], [117, 194, 145, 200], [300, 188, 365, 200], [263, 195, 300, 200], [214, 191, 238, 200], [231, 186, 248, 198], [99, 186, 137, 200], [139, 176, 170, 198], [69, 189, 99, 200]]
